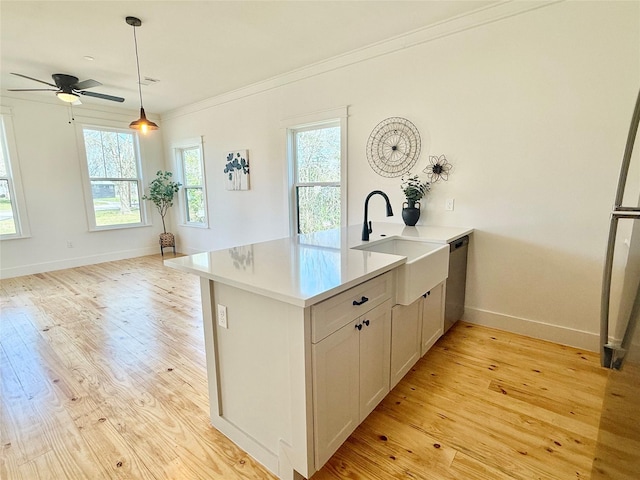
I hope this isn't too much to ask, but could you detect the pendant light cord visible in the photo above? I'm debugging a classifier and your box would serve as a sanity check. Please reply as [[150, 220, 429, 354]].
[[132, 25, 143, 107]]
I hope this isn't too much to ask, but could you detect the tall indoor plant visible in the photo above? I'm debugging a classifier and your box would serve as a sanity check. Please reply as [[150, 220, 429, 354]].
[[142, 170, 181, 255], [401, 175, 430, 226]]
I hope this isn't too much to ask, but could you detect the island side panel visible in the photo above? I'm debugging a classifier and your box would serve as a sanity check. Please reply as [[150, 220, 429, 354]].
[[200, 278, 314, 478], [200, 278, 222, 416]]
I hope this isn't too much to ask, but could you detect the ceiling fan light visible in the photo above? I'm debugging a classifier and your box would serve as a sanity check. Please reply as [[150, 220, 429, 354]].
[[129, 107, 159, 133], [57, 91, 79, 103]]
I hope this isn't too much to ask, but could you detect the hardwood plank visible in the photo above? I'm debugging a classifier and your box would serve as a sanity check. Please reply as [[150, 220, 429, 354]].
[[591, 363, 640, 479], [337, 409, 459, 480], [1, 255, 276, 480], [1, 340, 52, 466], [448, 451, 522, 480], [2, 311, 149, 479]]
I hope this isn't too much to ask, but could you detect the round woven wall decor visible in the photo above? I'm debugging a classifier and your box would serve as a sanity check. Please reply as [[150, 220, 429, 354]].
[[366, 117, 421, 177]]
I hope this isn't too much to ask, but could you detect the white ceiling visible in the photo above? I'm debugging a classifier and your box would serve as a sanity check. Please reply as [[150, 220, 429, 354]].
[[1, 1, 497, 115]]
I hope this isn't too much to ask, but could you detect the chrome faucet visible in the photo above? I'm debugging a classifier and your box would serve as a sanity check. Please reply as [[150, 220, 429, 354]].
[[362, 190, 394, 241]]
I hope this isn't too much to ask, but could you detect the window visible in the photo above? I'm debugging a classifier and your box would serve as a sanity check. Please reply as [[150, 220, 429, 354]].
[[0, 113, 29, 239], [80, 127, 144, 229], [177, 144, 207, 226], [290, 121, 344, 234]]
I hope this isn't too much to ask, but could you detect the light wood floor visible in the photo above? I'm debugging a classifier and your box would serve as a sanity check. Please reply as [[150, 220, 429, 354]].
[[0, 255, 636, 479]]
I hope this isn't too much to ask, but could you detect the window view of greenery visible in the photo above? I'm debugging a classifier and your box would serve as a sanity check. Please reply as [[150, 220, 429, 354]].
[[297, 185, 340, 234], [83, 129, 142, 227], [295, 125, 341, 234], [0, 132, 17, 236], [182, 147, 206, 224], [0, 179, 16, 235]]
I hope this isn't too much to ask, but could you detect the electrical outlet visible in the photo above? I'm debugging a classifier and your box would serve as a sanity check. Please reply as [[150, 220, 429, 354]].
[[445, 198, 455, 211], [217, 304, 228, 329]]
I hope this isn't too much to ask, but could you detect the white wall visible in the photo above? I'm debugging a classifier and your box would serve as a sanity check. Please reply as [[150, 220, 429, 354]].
[[160, 1, 639, 350], [0, 98, 166, 277], [163, 93, 289, 252]]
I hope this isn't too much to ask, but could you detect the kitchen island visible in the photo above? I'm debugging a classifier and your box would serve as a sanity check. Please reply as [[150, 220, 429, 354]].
[[165, 223, 472, 479]]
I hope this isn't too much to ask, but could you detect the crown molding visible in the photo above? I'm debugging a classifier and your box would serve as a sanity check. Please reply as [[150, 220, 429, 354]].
[[162, 0, 562, 121]]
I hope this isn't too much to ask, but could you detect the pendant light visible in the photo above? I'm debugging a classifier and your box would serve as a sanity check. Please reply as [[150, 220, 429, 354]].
[[126, 16, 158, 134]]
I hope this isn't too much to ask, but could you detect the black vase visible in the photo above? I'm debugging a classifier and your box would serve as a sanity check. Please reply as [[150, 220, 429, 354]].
[[402, 200, 421, 226]]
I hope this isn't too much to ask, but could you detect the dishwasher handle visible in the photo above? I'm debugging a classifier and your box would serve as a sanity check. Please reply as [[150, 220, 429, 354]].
[[450, 236, 469, 252]]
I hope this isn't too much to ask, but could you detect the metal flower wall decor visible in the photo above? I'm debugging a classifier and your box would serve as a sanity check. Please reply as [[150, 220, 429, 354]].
[[423, 154, 452, 183]]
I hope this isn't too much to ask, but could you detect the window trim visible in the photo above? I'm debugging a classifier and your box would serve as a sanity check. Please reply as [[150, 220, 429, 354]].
[[284, 107, 348, 236], [0, 108, 31, 240], [76, 123, 148, 232], [174, 137, 208, 228]]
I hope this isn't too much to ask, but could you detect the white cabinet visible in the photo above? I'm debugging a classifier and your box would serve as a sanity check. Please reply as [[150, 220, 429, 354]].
[[390, 281, 446, 388], [312, 298, 391, 468], [390, 300, 422, 388], [359, 301, 392, 418], [421, 282, 445, 356], [312, 315, 360, 467]]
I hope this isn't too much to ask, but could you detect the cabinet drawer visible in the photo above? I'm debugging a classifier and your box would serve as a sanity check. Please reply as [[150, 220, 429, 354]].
[[312, 272, 393, 343]]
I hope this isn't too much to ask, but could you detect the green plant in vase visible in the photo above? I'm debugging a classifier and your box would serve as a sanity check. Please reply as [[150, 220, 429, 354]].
[[401, 175, 430, 207], [142, 170, 182, 255], [400, 175, 430, 226]]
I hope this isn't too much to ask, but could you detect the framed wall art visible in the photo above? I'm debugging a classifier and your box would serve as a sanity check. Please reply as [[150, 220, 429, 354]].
[[224, 150, 250, 191]]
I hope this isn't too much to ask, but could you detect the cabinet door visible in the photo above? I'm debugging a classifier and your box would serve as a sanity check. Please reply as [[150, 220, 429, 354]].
[[390, 299, 422, 388], [421, 282, 444, 356], [359, 300, 391, 421], [312, 320, 360, 468]]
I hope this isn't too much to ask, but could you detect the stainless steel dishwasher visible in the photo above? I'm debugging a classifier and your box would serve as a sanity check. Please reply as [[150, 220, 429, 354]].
[[444, 235, 469, 333]]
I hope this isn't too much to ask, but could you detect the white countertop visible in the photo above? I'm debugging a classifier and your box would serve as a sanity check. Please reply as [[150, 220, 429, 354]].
[[164, 223, 472, 307]]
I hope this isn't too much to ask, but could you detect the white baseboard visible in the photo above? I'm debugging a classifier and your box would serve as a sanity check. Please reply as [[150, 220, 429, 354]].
[[0, 246, 159, 279], [463, 306, 600, 352]]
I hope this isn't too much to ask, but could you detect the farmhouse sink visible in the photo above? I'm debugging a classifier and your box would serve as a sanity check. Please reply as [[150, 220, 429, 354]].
[[352, 238, 449, 305]]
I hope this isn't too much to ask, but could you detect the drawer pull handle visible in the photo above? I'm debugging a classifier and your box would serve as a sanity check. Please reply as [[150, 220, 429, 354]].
[[363, 319, 370, 327], [355, 323, 363, 331], [353, 296, 369, 306]]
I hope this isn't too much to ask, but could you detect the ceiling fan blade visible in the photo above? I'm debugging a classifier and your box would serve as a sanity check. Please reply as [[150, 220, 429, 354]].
[[11, 72, 57, 88], [74, 79, 101, 90], [7, 88, 57, 92], [78, 90, 125, 103]]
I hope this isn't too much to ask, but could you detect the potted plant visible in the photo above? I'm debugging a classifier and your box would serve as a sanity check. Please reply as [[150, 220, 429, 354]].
[[400, 175, 430, 226], [142, 170, 182, 255]]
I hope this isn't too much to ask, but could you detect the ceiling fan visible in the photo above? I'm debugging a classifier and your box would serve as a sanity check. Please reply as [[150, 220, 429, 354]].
[[7, 72, 125, 104]]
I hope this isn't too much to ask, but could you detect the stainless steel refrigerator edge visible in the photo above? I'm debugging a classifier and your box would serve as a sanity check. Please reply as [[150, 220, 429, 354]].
[[594, 88, 640, 478]]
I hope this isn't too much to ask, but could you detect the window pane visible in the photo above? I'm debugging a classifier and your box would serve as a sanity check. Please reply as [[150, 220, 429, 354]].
[[102, 132, 120, 177], [185, 187, 205, 223], [0, 179, 16, 235], [91, 180, 141, 227], [296, 126, 340, 183], [0, 140, 7, 177], [183, 148, 203, 186], [83, 129, 137, 179], [297, 185, 340, 234], [117, 132, 136, 178], [83, 129, 106, 178]]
